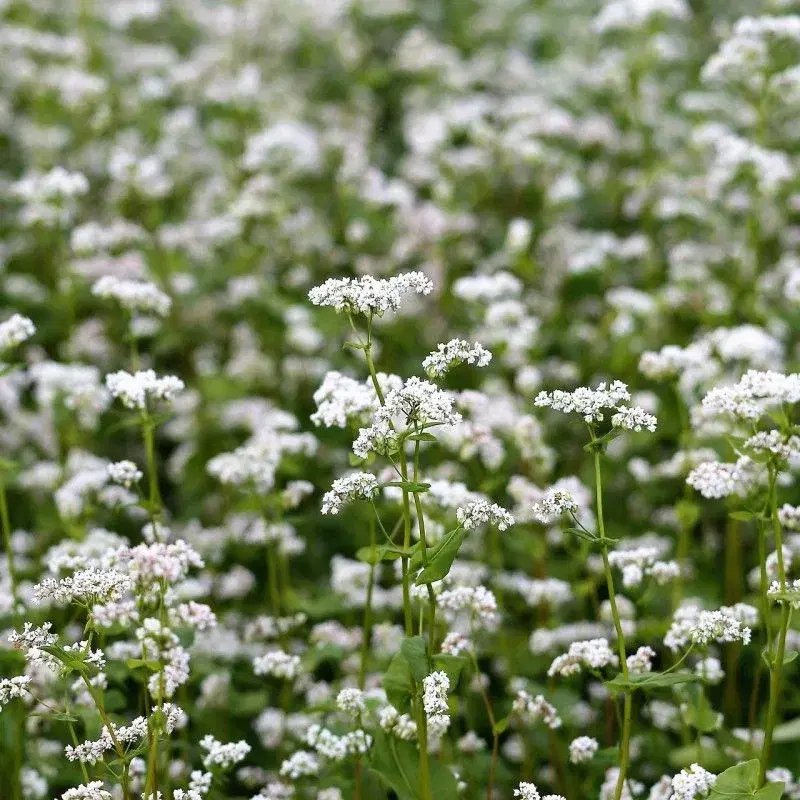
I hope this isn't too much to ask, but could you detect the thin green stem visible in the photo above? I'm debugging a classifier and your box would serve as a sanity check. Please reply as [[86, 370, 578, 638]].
[[0, 482, 17, 606], [412, 435, 436, 651], [471, 653, 499, 799], [358, 520, 376, 689], [592, 442, 631, 800], [759, 467, 791, 784]]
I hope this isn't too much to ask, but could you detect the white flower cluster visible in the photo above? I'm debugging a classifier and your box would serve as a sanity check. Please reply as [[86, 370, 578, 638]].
[[107, 460, 143, 487], [0, 314, 35, 352], [639, 342, 710, 381], [513, 782, 566, 800], [353, 377, 461, 458], [311, 371, 385, 428], [335, 688, 366, 718], [422, 339, 492, 378], [33, 568, 132, 606], [422, 670, 450, 733], [686, 457, 759, 499], [60, 782, 112, 800], [0, 676, 31, 708], [199, 735, 251, 769], [671, 763, 717, 800], [512, 690, 562, 729], [531, 488, 578, 524], [701, 370, 800, 420], [611, 406, 658, 433], [664, 602, 756, 651], [437, 585, 499, 627], [548, 638, 619, 677], [778, 504, 800, 530], [279, 750, 320, 779], [608, 545, 681, 589], [321, 473, 379, 515], [768, 579, 800, 608], [743, 430, 800, 462], [308, 271, 433, 316], [534, 381, 631, 423], [253, 649, 302, 680], [378, 706, 417, 740], [626, 646, 656, 676], [105, 369, 185, 410], [569, 735, 599, 764], [455, 499, 515, 530], [92, 276, 172, 317], [305, 724, 372, 760]]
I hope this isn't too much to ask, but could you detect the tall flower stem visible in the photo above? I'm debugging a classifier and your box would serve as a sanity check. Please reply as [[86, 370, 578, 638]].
[[358, 519, 376, 689], [0, 481, 17, 607], [470, 652, 499, 799], [591, 439, 631, 800], [759, 467, 791, 784], [412, 432, 437, 650]]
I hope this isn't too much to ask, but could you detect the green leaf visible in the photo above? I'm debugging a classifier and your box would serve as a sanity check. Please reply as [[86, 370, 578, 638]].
[[414, 527, 468, 585], [126, 658, 162, 672], [384, 481, 431, 493], [368, 730, 459, 800], [605, 671, 700, 692], [774, 715, 800, 742], [406, 433, 437, 443], [728, 511, 758, 522], [493, 716, 509, 735], [356, 544, 417, 565], [681, 687, 721, 733], [382, 652, 414, 713], [400, 636, 429, 682], [709, 759, 784, 799], [49, 711, 81, 723], [432, 654, 466, 688]]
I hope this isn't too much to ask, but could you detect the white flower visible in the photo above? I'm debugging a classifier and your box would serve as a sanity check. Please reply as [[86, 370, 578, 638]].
[[569, 735, 599, 764], [335, 688, 365, 718], [422, 339, 492, 378], [308, 271, 433, 316], [671, 764, 717, 800], [279, 750, 320, 779], [612, 406, 658, 433], [422, 671, 450, 731], [626, 646, 656, 676], [253, 650, 302, 680], [107, 460, 143, 487], [61, 782, 112, 800], [686, 457, 759, 499], [105, 370, 184, 410], [548, 638, 619, 677], [455, 499, 514, 530], [0, 314, 35, 351], [0, 676, 31, 708], [199, 735, 251, 769], [92, 276, 172, 317], [321, 473, 379, 515], [532, 488, 577, 524], [534, 381, 631, 423], [512, 690, 562, 729]]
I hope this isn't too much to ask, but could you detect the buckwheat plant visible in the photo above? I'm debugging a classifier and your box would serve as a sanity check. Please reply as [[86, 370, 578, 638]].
[[5, 1, 800, 799]]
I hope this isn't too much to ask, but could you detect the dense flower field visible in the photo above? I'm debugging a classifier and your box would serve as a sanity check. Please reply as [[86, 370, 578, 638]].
[[3, 0, 800, 798]]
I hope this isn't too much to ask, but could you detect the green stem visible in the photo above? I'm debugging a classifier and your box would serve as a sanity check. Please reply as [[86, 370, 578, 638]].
[[592, 443, 631, 800], [266, 540, 281, 616], [0, 482, 17, 606], [471, 653, 499, 799], [142, 416, 162, 512], [412, 435, 437, 651], [358, 521, 376, 689], [759, 468, 790, 784]]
